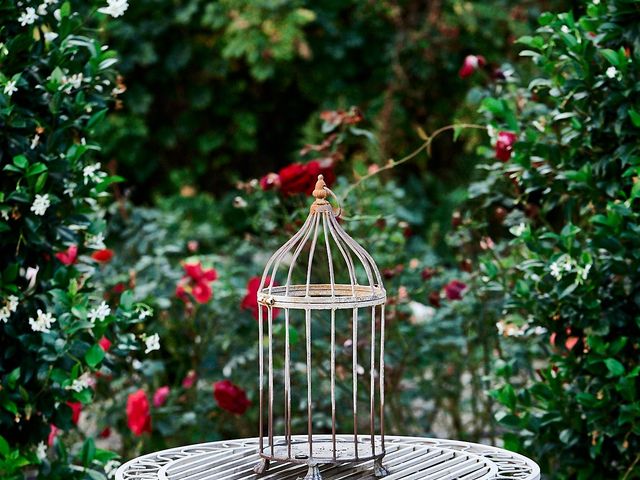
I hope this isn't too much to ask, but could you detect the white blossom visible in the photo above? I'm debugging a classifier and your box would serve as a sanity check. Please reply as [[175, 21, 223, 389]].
[[63, 179, 77, 197], [581, 263, 592, 280], [550, 261, 562, 280], [66, 373, 91, 392], [105, 460, 121, 479], [98, 0, 129, 18], [82, 162, 106, 184], [0, 307, 10, 324], [143, 333, 160, 354], [37, 3, 48, 15], [136, 306, 152, 320], [86, 232, 106, 249], [593, 0, 600, 4], [18, 7, 38, 26], [88, 301, 111, 324], [1, 210, 8, 221], [606, 66, 618, 79], [29, 309, 56, 333], [7, 295, 19, 312], [36, 442, 47, 462], [25, 266, 39, 290], [44, 31, 58, 42], [45, 0, 58, 4], [510, 223, 526, 237], [30, 134, 40, 149], [62, 73, 83, 90], [560, 25, 570, 34], [4, 79, 18, 96], [53, 9, 61, 21], [30, 194, 50, 216], [233, 196, 248, 208]]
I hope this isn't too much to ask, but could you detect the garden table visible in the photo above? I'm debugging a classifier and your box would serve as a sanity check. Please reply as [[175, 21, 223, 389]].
[[115, 434, 540, 480]]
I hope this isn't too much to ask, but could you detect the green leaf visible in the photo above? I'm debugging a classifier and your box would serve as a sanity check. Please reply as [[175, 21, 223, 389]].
[[0, 435, 9, 457], [604, 358, 625, 377], [85, 344, 105, 368], [600, 48, 619, 67], [12, 155, 28, 169], [629, 109, 640, 128], [81, 438, 96, 466], [6, 367, 20, 389]]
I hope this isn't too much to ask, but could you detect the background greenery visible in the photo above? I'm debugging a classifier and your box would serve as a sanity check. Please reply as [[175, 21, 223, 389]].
[[2, 0, 639, 479]]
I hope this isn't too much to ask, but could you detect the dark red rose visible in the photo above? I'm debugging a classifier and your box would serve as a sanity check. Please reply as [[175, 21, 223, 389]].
[[444, 280, 467, 300], [428, 291, 441, 308], [460, 259, 473, 273], [112, 283, 126, 294], [495, 131, 517, 162], [126, 389, 151, 436], [98, 427, 111, 438], [421, 268, 436, 281], [55, 245, 78, 266], [213, 380, 250, 415], [458, 54, 486, 78], [98, 336, 112, 352], [259, 173, 281, 191], [66, 401, 82, 425], [242, 276, 280, 321], [91, 249, 114, 263], [278, 160, 335, 196]]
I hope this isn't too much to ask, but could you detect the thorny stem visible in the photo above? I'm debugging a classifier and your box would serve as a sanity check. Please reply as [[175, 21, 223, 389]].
[[339, 123, 487, 203]]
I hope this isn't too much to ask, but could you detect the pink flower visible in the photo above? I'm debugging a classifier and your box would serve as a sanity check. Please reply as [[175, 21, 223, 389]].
[[98, 336, 112, 352], [91, 248, 114, 263], [495, 131, 517, 162], [458, 54, 486, 78], [259, 173, 281, 191], [241, 276, 280, 321], [443, 280, 467, 300], [126, 389, 151, 436], [55, 245, 78, 266], [66, 401, 82, 425], [48, 425, 59, 446], [153, 386, 170, 407], [182, 370, 197, 389], [213, 380, 250, 415]]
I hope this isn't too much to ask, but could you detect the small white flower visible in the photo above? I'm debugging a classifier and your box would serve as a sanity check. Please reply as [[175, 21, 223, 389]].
[[62, 73, 83, 90], [581, 263, 592, 280], [30, 134, 40, 150], [45, 0, 58, 5], [28, 309, 56, 333], [136, 306, 152, 320], [560, 25, 570, 34], [63, 179, 77, 197], [550, 261, 562, 280], [53, 8, 61, 21], [86, 232, 106, 249], [143, 333, 160, 354], [0, 43, 8, 56], [88, 301, 111, 324], [31, 194, 50, 216], [233, 196, 248, 208], [606, 66, 618, 79], [105, 460, 121, 479], [66, 373, 91, 392], [37, 3, 48, 16], [98, 0, 129, 18], [593, 0, 600, 4], [510, 223, 526, 237], [36, 441, 47, 462], [44, 31, 58, 42], [0, 210, 9, 221], [18, 7, 38, 26], [4, 79, 18, 96], [7, 295, 19, 312], [0, 306, 10, 324], [82, 162, 105, 184], [24, 266, 39, 290]]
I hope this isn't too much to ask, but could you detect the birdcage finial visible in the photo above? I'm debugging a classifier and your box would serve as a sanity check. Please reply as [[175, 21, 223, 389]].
[[312, 175, 328, 202]]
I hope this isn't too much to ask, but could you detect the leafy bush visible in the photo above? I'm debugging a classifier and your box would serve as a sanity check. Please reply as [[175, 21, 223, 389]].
[[453, 1, 640, 477], [0, 1, 151, 478]]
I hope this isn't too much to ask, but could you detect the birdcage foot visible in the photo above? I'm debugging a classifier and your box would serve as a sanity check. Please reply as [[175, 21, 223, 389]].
[[253, 458, 270, 475], [301, 463, 322, 480], [374, 458, 389, 477]]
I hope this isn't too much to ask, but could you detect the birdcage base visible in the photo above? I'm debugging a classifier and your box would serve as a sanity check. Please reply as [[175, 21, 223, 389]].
[[257, 436, 386, 476]]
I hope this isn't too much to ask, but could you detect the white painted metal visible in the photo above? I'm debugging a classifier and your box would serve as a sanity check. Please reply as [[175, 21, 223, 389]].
[[115, 435, 540, 480]]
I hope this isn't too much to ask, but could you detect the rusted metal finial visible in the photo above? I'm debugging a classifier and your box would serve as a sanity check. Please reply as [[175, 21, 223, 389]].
[[312, 175, 328, 202]]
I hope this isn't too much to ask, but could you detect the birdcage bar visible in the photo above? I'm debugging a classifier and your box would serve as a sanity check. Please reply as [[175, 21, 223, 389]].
[[254, 175, 388, 480]]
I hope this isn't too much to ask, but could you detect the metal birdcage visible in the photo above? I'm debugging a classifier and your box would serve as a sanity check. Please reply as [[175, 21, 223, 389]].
[[253, 175, 388, 480]]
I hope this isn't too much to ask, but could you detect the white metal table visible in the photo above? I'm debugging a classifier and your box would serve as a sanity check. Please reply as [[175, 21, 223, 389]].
[[116, 435, 540, 480]]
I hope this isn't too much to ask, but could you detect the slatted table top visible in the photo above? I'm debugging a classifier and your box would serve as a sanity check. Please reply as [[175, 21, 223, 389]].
[[115, 435, 540, 480]]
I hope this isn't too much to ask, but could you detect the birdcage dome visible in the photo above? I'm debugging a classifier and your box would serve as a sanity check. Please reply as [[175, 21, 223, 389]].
[[257, 175, 386, 310]]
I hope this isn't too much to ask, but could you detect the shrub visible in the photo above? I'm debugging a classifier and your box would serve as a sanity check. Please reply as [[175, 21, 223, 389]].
[[0, 2, 151, 478], [455, 1, 640, 477]]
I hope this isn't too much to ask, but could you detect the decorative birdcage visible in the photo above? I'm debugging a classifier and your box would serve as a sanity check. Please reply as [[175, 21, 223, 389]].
[[253, 175, 388, 480]]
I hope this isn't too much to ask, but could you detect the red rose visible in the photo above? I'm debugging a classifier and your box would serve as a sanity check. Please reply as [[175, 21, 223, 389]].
[[444, 280, 467, 300], [91, 249, 114, 263], [48, 424, 59, 446], [278, 160, 335, 196], [98, 427, 111, 438], [191, 281, 213, 303], [428, 291, 441, 308], [55, 245, 78, 266], [458, 54, 486, 78], [495, 131, 517, 162], [421, 268, 436, 281], [242, 276, 280, 321], [213, 380, 250, 415], [153, 386, 170, 407], [126, 389, 151, 436], [182, 370, 197, 389], [66, 401, 82, 425], [260, 173, 281, 191], [98, 336, 112, 352], [176, 262, 218, 304]]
